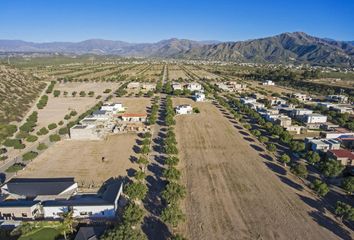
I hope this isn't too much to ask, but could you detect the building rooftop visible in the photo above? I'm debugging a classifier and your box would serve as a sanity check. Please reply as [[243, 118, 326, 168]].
[[74, 226, 106, 240], [328, 149, 354, 159], [0, 200, 40, 207], [3, 178, 76, 197]]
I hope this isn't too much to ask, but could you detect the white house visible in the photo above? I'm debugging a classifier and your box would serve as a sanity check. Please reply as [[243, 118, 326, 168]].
[[215, 83, 231, 92], [175, 105, 193, 115], [326, 95, 349, 103], [302, 114, 327, 124], [193, 92, 205, 102], [292, 93, 311, 102], [172, 83, 183, 91], [119, 113, 147, 123], [306, 138, 341, 152], [291, 108, 313, 117], [127, 82, 140, 89], [187, 82, 202, 91], [141, 83, 156, 91], [101, 103, 125, 113], [262, 80, 275, 86], [240, 97, 257, 104]]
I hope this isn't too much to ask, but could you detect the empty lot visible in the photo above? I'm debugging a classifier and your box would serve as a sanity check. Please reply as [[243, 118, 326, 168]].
[[18, 134, 138, 189], [173, 98, 353, 240]]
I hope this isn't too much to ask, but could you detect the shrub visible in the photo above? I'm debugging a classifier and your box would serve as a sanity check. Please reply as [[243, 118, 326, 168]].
[[58, 120, 64, 126], [311, 179, 329, 197], [22, 151, 38, 161], [37, 143, 48, 151], [48, 123, 57, 130], [59, 127, 69, 135], [53, 90, 60, 97], [37, 127, 49, 136], [79, 91, 86, 97], [124, 182, 148, 200], [26, 135, 38, 142], [291, 163, 308, 179], [49, 134, 61, 142]]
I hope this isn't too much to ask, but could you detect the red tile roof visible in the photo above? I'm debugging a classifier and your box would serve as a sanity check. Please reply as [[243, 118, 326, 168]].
[[328, 149, 354, 159], [121, 113, 147, 117]]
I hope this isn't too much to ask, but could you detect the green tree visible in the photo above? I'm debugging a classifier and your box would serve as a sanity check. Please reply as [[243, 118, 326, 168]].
[[164, 156, 179, 166], [137, 155, 149, 166], [101, 223, 147, 240], [250, 129, 261, 137], [49, 134, 61, 142], [280, 154, 291, 166], [62, 210, 74, 240], [335, 201, 354, 222], [123, 202, 144, 225], [48, 123, 57, 130], [320, 159, 345, 178], [311, 179, 329, 197], [341, 177, 354, 194], [25, 135, 38, 142], [306, 151, 321, 165], [125, 182, 148, 200], [161, 204, 185, 227], [163, 167, 181, 181], [290, 141, 305, 153], [162, 182, 186, 204], [267, 143, 277, 152], [22, 151, 38, 161], [134, 170, 146, 181], [259, 136, 269, 143], [53, 90, 60, 97], [140, 144, 150, 154], [291, 163, 308, 179], [170, 234, 187, 240], [37, 143, 48, 151]]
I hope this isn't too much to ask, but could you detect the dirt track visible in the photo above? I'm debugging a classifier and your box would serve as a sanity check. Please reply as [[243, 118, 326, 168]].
[[173, 98, 353, 240]]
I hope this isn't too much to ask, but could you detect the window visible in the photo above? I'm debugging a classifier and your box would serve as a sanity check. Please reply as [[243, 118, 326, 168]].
[[22, 213, 28, 218]]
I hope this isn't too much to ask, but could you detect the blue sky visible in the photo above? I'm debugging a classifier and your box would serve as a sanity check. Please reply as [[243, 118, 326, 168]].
[[0, 0, 353, 42]]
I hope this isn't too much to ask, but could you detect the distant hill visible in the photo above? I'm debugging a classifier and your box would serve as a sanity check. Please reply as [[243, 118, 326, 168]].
[[178, 32, 354, 66], [1, 32, 353, 66]]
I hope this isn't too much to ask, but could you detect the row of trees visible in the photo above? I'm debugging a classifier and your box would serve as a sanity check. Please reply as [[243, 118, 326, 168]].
[[218, 93, 354, 223], [103, 131, 153, 240], [147, 97, 159, 125], [160, 96, 186, 240]]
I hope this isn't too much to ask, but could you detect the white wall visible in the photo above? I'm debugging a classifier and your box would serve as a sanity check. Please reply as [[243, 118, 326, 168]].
[[43, 204, 115, 219]]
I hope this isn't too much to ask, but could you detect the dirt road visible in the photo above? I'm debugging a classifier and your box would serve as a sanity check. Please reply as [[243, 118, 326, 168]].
[[173, 98, 353, 240]]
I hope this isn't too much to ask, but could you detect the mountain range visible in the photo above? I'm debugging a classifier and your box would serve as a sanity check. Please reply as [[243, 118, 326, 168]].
[[0, 32, 353, 66]]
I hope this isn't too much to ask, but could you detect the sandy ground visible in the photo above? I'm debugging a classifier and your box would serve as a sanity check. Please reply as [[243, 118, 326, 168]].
[[55, 82, 121, 94], [173, 98, 353, 240], [110, 97, 152, 114], [18, 134, 138, 188]]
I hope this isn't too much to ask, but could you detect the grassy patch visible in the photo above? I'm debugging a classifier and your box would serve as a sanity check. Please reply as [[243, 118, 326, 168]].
[[19, 227, 62, 240]]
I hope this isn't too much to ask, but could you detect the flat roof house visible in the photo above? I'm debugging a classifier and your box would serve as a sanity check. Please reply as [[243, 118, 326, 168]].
[[1, 178, 78, 201], [302, 114, 327, 124], [186, 82, 202, 92], [119, 113, 147, 123], [327, 149, 354, 166], [141, 83, 156, 91], [291, 108, 313, 117], [171, 83, 183, 91], [70, 124, 101, 140], [0, 200, 41, 220], [306, 138, 341, 152], [127, 82, 140, 89], [175, 105, 193, 115], [262, 80, 275, 86], [101, 103, 125, 113], [193, 92, 205, 102], [240, 97, 257, 104]]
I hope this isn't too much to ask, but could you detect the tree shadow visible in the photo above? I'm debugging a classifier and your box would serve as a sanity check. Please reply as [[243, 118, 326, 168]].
[[250, 144, 264, 152], [277, 175, 304, 191], [264, 161, 286, 175], [142, 216, 172, 240], [133, 145, 141, 154], [243, 137, 255, 142], [129, 155, 138, 163], [259, 153, 273, 161], [126, 168, 136, 178], [309, 210, 352, 240], [297, 194, 325, 213], [239, 130, 250, 136]]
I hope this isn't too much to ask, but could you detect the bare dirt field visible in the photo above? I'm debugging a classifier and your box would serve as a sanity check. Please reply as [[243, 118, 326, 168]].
[[55, 82, 121, 94], [18, 133, 138, 188], [173, 97, 353, 240], [111, 97, 151, 114]]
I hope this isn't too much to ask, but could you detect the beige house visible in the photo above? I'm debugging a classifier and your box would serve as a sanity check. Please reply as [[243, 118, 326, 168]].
[[0, 201, 41, 220]]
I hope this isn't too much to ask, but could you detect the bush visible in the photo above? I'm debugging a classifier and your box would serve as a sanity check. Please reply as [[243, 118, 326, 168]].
[[161, 203, 185, 227], [341, 177, 354, 194], [58, 120, 64, 126], [53, 90, 60, 97], [320, 159, 345, 178], [37, 143, 48, 151], [59, 127, 69, 135], [70, 110, 77, 116], [22, 151, 38, 161], [124, 182, 148, 200], [193, 107, 200, 113], [163, 167, 181, 181], [103, 89, 112, 93], [291, 163, 308, 179], [6, 163, 25, 173], [311, 179, 329, 197], [3, 138, 21, 147], [79, 91, 86, 97], [267, 143, 277, 152], [37, 127, 49, 136], [49, 134, 61, 142], [26, 135, 38, 142], [48, 123, 57, 130]]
